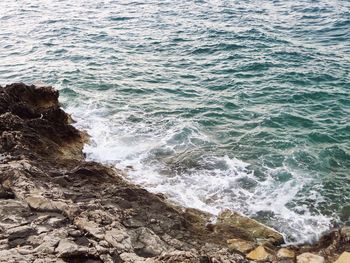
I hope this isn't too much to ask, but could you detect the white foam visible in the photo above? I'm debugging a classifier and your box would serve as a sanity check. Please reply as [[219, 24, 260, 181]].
[[65, 96, 334, 244]]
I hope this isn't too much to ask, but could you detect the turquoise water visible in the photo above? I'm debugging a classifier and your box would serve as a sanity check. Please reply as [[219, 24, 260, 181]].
[[1, 0, 350, 243]]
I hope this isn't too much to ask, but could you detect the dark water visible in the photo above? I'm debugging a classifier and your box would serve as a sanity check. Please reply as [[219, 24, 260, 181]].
[[1, 0, 350, 243]]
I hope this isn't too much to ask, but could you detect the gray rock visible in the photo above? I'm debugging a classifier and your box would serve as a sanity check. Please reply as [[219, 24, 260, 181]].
[[119, 252, 148, 263], [74, 217, 105, 239], [68, 229, 82, 237], [0, 248, 34, 263], [131, 227, 169, 257], [340, 226, 350, 241], [34, 235, 60, 254], [105, 228, 132, 252], [99, 240, 109, 247], [25, 195, 58, 212], [55, 239, 88, 258], [277, 260, 294, 263]]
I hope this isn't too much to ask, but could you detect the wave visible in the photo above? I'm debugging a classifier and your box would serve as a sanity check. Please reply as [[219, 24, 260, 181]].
[[66, 98, 334, 244]]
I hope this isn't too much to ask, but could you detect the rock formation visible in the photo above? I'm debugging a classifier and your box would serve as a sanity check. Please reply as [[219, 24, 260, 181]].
[[0, 83, 348, 263]]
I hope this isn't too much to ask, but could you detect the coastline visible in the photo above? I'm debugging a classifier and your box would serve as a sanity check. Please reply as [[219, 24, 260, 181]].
[[0, 83, 348, 263]]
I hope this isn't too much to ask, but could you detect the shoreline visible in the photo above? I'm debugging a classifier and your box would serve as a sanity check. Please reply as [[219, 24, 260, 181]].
[[0, 83, 348, 263]]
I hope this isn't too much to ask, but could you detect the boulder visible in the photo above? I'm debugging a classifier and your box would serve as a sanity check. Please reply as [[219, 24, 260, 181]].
[[277, 248, 295, 259], [227, 238, 256, 253], [34, 235, 60, 254], [25, 195, 58, 212], [55, 239, 88, 258], [334, 252, 350, 263], [74, 217, 104, 239], [105, 228, 132, 252], [297, 253, 325, 263], [217, 210, 284, 244], [246, 245, 273, 261], [130, 227, 169, 257]]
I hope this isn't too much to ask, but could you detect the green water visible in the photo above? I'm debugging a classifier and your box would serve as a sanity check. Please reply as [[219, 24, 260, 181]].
[[0, 0, 349, 243]]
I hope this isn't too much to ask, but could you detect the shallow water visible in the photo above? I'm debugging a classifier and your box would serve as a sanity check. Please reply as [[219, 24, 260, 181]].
[[1, 0, 350, 243]]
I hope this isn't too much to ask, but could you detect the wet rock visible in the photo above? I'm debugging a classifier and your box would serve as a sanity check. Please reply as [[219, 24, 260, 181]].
[[0, 83, 348, 262], [340, 226, 350, 241], [297, 253, 325, 263], [334, 252, 350, 263], [217, 210, 284, 244], [246, 245, 273, 261]]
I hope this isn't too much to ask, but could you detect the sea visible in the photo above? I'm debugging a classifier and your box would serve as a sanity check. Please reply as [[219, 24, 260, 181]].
[[0, 0, 349, 244]]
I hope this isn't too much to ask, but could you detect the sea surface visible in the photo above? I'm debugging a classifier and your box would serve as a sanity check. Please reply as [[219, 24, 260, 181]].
[[1, 0, 349, 243]]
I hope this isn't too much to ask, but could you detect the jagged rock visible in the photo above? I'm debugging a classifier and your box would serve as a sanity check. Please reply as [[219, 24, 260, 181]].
[[46, 215, 67, 227], [0, 248, 35, 263], [0, 199, 30, 229], [0, 185, 15, 199], [25, 195, 58, 212], [0, 83, 348, 263], [297, 253, 325, 263], [131, 227, 169, 257], [277, 248, 295, 259], [55, 239, 88, 258], [155, 250, 201, 262], [226, 238, 256, 254], [75, 217, 105, 239], [217, 210, 284, 244], [98, 240, 109, 247], [7, 225, 36, 248], [105, 228, 132, 252], [119, 252, 148, 263], [246, 245, 273, 261], [68, 229, 83, 237], [334, 252, 350, 263], [100, 254, 119, 263], [340, 227, 350, 241], [34, 234, 61, 254]]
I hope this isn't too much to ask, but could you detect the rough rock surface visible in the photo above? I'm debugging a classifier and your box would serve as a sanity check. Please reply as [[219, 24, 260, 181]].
[[277, 248, 295, 259], [0, 83, 349, 263], [297, 253, 325, 263], [334, 252, 350, 263]]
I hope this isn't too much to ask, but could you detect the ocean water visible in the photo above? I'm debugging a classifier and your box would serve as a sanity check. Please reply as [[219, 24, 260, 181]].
[[1, 0, 349, 243]]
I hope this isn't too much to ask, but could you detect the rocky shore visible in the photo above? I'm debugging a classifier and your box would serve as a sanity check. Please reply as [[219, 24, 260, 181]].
[[0, 83, 349, 263]]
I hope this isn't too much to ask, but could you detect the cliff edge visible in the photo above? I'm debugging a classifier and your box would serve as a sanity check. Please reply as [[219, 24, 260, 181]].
[[0, 83, 348, 263]]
